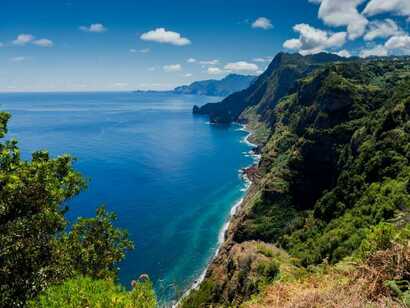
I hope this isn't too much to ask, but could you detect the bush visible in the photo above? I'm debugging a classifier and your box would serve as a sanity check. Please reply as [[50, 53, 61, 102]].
[[356, 223, 410, 260], [256, 260, 279, 281], [60, 207, 134, 280], [28, 276, 157, 308], [0, 113, 135, 306], [180, 280, 219, 308], [356, 223, 398, 259]]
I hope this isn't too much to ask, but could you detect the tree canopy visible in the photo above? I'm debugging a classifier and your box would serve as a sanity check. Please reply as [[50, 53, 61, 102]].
[[0, 112, 151, 306]]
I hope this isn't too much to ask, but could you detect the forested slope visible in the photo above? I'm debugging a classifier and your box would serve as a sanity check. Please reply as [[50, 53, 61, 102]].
[[183, 55, 410, 307]]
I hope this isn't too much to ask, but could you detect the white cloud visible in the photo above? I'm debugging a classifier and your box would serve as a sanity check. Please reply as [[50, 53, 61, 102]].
[[139, 48, 150, 53], [207, 67, 224, 75], [283, 23, 347, 55], [130, 48, 150, 53], [32, 38, 54, 47], [283, 38, 303, 49], [252, 56, 273, 63], [187, 58, 196, 63], [364, 19, 403, 41], [224, 61, 259, 73], [309, 0, 368, 40], [163, 64, 182, 72], [199, 59, 219, 65], [364, 0, 410, 18], [252, 17, 273, 30], [12, 34, 54, 47], [385, 34, 410, 52], [184, 73, 193, 77], [80, 23, 107, 33], [140, 28, 191, 46], [13, 34, 34, 45], [148, 67, 156, 72], [359, 45, 388, 58], [334, 49, 352, 58], [10, 56, 27, 62], [360, 34, 410, 58]]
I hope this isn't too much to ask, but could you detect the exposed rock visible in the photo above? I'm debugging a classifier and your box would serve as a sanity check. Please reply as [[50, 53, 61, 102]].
[[241, 166, 259, 182]]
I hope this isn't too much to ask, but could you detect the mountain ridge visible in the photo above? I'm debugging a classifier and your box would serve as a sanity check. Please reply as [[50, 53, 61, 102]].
[[133, 73, 255, 97], [174, 73, 256, 97], [192, 52, 353, 124]]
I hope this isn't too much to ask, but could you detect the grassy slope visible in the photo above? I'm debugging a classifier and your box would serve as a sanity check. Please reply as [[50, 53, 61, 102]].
[[244, 224, 410, 307]]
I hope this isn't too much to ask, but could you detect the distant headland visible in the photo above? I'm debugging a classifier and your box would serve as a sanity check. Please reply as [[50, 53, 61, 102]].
[[133, 74, 256, 97]]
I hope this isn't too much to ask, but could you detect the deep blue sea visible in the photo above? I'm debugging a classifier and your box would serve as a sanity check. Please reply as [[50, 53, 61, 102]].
[[0, 92, 254, 305]]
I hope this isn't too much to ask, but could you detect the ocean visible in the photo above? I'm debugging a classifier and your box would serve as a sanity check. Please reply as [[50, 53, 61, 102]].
[[0, 91, 255, 305]]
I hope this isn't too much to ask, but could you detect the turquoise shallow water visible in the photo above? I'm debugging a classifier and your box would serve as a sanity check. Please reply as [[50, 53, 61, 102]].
[[0, 92, 254, 305]]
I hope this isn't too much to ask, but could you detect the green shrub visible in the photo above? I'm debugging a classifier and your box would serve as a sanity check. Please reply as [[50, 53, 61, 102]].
[[256, 260, 279, 281], [180, 280, 219, 308], [0, 113, 135, 306], [357, 223, 410, 260], [256, 243, 274, 257], [60, 207, 134, 280], [28, 276, 156, 308]]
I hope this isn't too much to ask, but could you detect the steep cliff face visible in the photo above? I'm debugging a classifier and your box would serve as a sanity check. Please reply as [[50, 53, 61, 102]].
[[183, 56, 410, 307], [193, 52, 348, 124]]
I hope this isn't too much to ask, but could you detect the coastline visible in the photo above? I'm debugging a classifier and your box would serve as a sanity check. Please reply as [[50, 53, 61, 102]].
[[176, 123, 260, 306]]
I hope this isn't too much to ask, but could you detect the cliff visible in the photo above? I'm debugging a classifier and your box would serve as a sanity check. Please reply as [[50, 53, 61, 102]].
[[192, 52, 349, 124], [183, 54, 410, 307]]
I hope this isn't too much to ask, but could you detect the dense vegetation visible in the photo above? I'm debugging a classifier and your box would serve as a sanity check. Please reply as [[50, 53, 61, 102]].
[[28, 277, 156, 308], [193, 53, 348, 124], [242, 59, 410, 265], [0, 113, 156, 307], [184, 54, 410, 307], [243, 223, 410, 307]]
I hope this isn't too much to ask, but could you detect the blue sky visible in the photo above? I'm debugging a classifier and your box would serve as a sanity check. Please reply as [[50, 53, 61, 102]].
[[0, 0, 409, 92]]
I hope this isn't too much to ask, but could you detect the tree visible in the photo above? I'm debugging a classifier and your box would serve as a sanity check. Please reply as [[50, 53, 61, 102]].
[[0, 113, 135, 306], [61, 207, 134, 280], [28, 276, 157, 308]]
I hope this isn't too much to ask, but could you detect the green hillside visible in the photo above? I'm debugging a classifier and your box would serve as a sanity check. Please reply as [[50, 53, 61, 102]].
[[183, 54, 410, 307]]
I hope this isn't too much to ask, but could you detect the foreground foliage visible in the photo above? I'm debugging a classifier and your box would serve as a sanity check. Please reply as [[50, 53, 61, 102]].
[[28, 276, 157, 308], [0, 113, 153, 306]]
